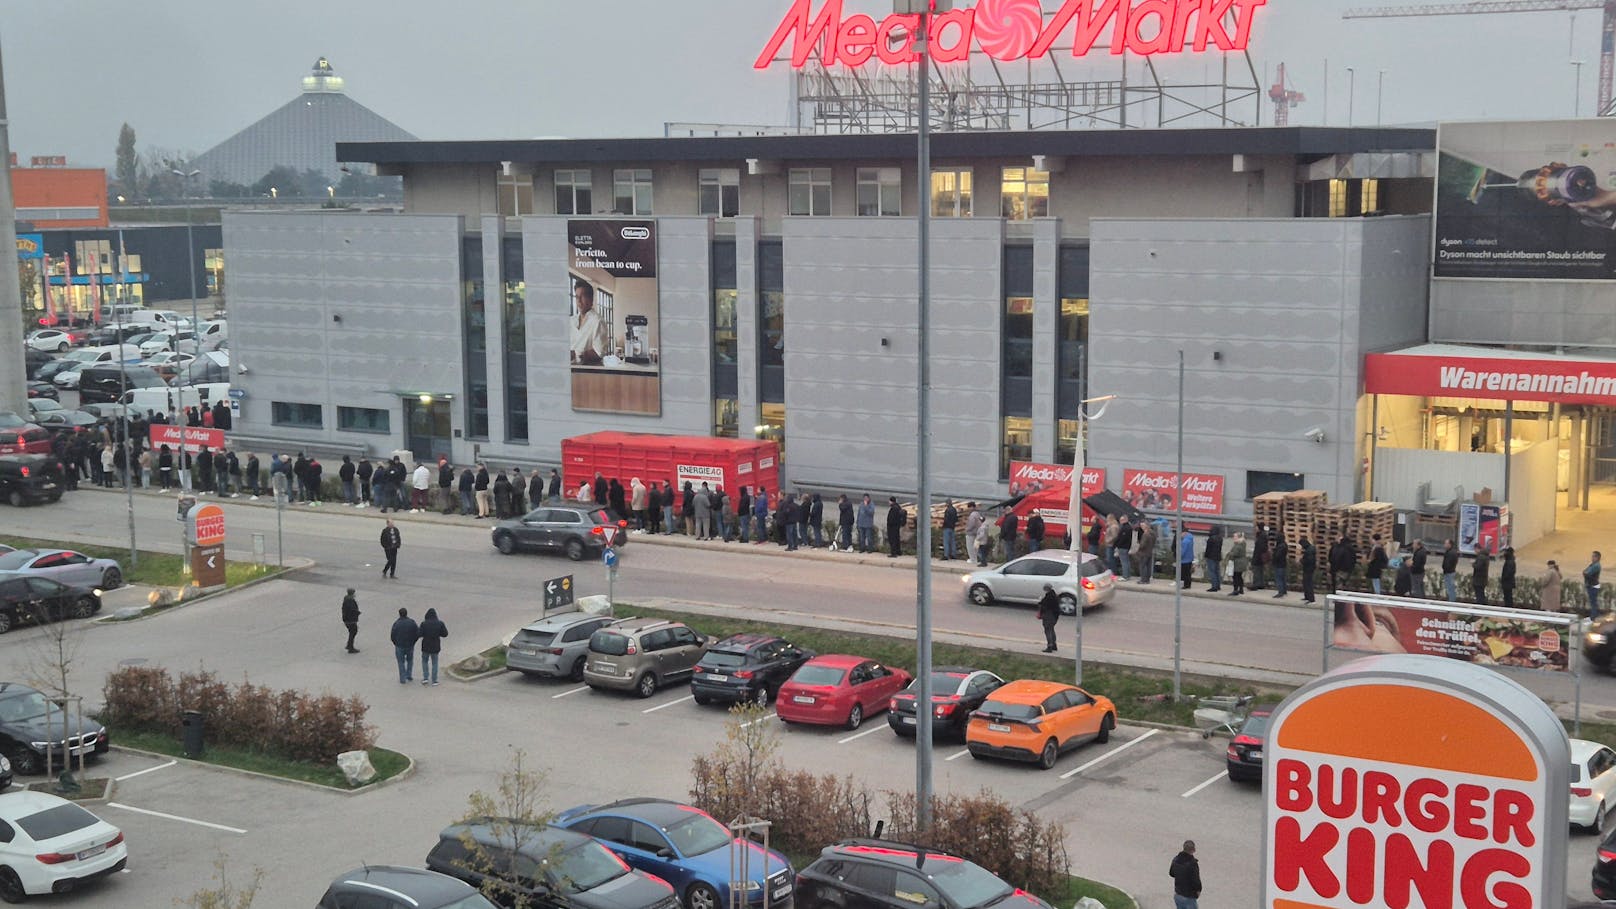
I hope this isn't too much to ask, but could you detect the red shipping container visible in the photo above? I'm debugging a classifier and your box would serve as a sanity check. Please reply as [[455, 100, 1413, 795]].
[[561, 432, 781, 503]]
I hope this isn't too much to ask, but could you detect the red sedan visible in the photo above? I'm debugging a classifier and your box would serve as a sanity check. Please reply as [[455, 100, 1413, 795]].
[[776, 654, 911, 731]]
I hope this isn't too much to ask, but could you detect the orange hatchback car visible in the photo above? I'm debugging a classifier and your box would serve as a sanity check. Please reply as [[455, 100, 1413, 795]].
[[965, 679, 1116, 770]]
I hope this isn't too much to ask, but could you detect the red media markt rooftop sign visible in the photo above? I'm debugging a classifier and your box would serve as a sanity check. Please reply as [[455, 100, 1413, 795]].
[[755, 0, 1267, 70]]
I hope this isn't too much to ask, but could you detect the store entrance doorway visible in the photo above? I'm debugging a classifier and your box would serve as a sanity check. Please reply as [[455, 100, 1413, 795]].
[[405, 397, 452, 463]]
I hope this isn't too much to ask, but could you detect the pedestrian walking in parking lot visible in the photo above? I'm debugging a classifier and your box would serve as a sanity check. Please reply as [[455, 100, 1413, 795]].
[[1036, 584, 1059, 652], [942, 499, 959, 561], [341, 588, 361, 653], [885, 497, 905, 559], [1500, 547, 1517, 610], [856, 495, 876, 552], [380, 519, 402, 579], [1442, 539, 1460, 602], [1586, 552, 1603, 616], [1472, 547, 1491, 606], [1169, 841, 1201, 909], [1227, 532, 1248, 595], [1542, 560, 1565, 613], [1300, 536, 1317, 603], [390, 608, 419, 684], [417, 608, 448, 686]]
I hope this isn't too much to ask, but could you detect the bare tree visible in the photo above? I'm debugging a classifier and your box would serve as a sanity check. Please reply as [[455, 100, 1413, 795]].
[[21, 599, 94, 779], [456, 749, 559, 909], [177, 856, 263, 909]]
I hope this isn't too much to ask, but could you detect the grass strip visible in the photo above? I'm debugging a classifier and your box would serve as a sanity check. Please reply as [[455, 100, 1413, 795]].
[[0, 535, 277, 590], [113, 728, 408, 790]]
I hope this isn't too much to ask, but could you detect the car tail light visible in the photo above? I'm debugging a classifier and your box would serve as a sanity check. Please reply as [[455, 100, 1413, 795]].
[[1232, 734, 1259, 747], [735, 670, 754, 679], [1600, 848, 1616, 864], [106, 833, 123, 848], [890, 698, 899, 711], [545, 648, 565, 655], [590, 526, 605, 536], [35, 851, 71, 864], [1081, 578, 1096, 590], [1226, 745, 1240, 761], [17, 466, 28, 478], [1574, 786, 1594, 798], [625, 645, 638, 655], [694, 665, 707, 673]]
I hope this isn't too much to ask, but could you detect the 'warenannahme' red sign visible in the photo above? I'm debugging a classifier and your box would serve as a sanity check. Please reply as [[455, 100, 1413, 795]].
[[1364, 353, 1616, 406], [755, 0, 1267, 70]]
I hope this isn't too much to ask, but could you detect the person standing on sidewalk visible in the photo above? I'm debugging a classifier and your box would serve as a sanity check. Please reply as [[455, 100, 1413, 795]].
[[341, 588, 361, 654], [340, 455, 357, 505], [631, 477, 649, 532], [694, 483, 713, 540], [974, 515, 992, 567], [1137, 521, 1158, 584], [736, 487, 753, 544], [999, 511, 1020, 561], [941, 500, 959, 561], [473, 463, 491, 518], [1178, 527, 1195, 590], [1251, 525, 1270, 591], [885, 497, 905, 559], [1586, 551, 1603, 616], [1408, 540, 1428, 598], [1542, 560, 1565, 613], [1472, 547, 1491, 606], [1441, 539, 1460, 602], [1300, 535, 1317, 603], [1500, 547, 1517, 610], [390, 608, 419, 684], [838, 495, 856, 551], [1036, 584, 1060, 653], [379, 519, 402, 579], [1203, 526, 1223, 593], [1227, 532, 1248, 596], [547, 468, 562, 504], [808, 493, 824, 548], [856, 495, 876, 553], [1168, 841, 1201, 909], [1366, 535, 1388, 596], [417, 608, 449, 686], [1026, 510, 1046, 554]]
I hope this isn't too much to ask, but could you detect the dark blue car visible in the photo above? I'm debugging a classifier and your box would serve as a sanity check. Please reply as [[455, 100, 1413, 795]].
[[556, 798, 794, 909]]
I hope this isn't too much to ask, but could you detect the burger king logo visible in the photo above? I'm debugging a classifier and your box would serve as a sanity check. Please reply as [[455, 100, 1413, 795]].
[[1262, 654, 1568, 909]]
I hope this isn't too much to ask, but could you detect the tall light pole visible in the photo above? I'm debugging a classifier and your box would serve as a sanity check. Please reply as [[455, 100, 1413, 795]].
[[118, 228, 137, 569], [1574, 61, 1587, 117], [1172, 350, 1185, 701], [0, 37, 26, 417], [1376, 70, 1386, 127], [171, 169, 201, 338], [1064, 369, 1115, 687], [1346, 67, 1356, 127]]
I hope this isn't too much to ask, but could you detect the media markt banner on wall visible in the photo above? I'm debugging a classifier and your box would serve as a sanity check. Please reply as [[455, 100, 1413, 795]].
[[1434, 119, 1616, 279], [1007, 461, 1104, 497], [1121, 468, 1224, 514], [568, 220, 660, 416]]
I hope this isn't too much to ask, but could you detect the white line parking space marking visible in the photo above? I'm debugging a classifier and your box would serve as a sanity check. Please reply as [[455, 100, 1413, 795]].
[[740, 712, 776, 728], [114, 761, 176, 782], [1182, 770, 1226, 798], [105, 803, 247, 834], [1058, 728, 1159, 780], [552, 686, 589, 699], [838, 725, 887, 745], [945, 748, 971, 762], [643, 694, 695, 714]]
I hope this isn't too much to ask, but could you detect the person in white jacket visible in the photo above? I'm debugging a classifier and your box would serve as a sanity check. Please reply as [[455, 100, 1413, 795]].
[[411, 463, 431, 512]]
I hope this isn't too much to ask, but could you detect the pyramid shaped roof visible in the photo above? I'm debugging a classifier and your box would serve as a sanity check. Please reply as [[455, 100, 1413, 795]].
[[191, 58, 415, 188]]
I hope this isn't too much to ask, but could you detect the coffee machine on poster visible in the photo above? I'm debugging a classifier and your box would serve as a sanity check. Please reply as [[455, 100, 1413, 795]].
[[1458, 502, 1511, 555]]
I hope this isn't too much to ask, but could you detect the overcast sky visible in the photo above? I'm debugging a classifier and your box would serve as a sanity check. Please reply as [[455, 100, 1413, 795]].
[[0, 0, 1605, 168]]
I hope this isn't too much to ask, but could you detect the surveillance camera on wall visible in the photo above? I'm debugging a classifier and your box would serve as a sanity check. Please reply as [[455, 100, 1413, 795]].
[[236, 364, 249, 376], [1303, 427, 1326, 444]]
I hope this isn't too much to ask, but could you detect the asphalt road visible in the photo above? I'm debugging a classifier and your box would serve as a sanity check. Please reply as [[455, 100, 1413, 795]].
[[0, 488, 1609, 906]]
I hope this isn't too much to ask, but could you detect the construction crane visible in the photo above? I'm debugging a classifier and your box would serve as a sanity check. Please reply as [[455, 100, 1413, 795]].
[[1342, 1, 1616, 116], [1269, 63, 1306, 125]]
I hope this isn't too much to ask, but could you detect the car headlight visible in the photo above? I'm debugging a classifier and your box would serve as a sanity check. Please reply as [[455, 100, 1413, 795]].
[[1588, 632, 1609, 646], [93, 589, 103, 597], [0, 755, 11, 772], [744, 882, 763, 892], [29, 742, 49, 750]]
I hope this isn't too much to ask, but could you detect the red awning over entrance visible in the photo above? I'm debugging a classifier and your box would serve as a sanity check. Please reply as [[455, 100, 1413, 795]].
[[1364, 344, 1616, 406]]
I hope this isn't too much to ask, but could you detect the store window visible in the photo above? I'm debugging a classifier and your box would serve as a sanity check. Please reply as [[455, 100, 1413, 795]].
[[503, 236, 528, 442], [1361, 178, 1381, 214], [713, 239, 738, 402], [1056, 244, 1090, 459], [555, 169, 592, 215], [613, 169, 653, 215], [788, 168, 832, 217], [497, 168, 533, 217], [759, 240, 785, 403], [204, 248, 224, 297], [1247, 470, 1304, 500], [1002, 416, 1033, 474], [338, 406, 390, 434], [1056, 419, 1082, 468], [272, 401, 323, 428], [462, 236, 489, 440], [714, 398, 739, 439], [758, 402, 787, 461], [931, 168, 973, 217], [1001, 245, 1034, 479], [1328, 179, 1349, 218], [856, 167, 901, 217], [699, 169, 741, 217], [1000, 167, 1049, 220]]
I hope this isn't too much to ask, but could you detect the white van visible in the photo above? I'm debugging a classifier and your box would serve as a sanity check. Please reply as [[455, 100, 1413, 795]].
[[69, 344, 142, 365], [196, 320, 228, 350], [128, 310, 189, 330], [119, 383, 230, 415]]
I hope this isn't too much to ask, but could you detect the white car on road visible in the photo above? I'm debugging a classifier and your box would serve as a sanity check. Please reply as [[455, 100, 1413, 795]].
[[24, 330, 73, 353], [962, 549, 1116, 614], [0, 790, 126, 901]]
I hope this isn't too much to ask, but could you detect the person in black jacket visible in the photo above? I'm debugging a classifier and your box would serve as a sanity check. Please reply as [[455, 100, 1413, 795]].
[[379, 519, 401, 579], [808, 493, 825, 548], [593, 473, 609, 510], [647, 483, 663, 535], [1251, 525, 1270, 590], [681, 481, 697, 536], [1500, 547, 1519, 609], [457, 467, 474, 516], [1169, 841, 1201, 909], [1473, 548, 1492, 605], [1441, 539, 1460, 602], [474, 464, 491, 518], [838, 494, 855, 551], [885, 497, 905, 558], [491, 470, 511, 519], [1026, 510, 1046, 553], [390, 608, 419, 684], [942, 500, 959, 561], [1272, 537, 1290, 598], [340, 455, 357, 505], [1036, 584, 1060, 653], [340, 588, 361, 654], [441, 458, 458, 514], [526, 469, 543, 518], [1299, 536, 1317, 603], [1408, 540, 1428, 598], [608, 478, 626, 521], [1203, 527, 1224, 592], [356, 457, 374, 507], [1366, 535, 1389, 595], [417, 608, 449, 686], [547, 468, 562, 504], [1394, 558, 1413, 597], [736, 487, 752, 543]]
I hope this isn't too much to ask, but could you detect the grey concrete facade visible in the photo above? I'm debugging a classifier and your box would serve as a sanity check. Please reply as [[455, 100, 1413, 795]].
[[1088, 215, 1430, 513], [225, 210, 466, 457], [1430, 278, 1616, 349]]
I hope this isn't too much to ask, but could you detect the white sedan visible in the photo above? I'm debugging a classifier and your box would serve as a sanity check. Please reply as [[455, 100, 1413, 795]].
[[961, 549, 1116, 615], [1571, 738, 1616, 831], [52, 367, 84, 389], [24, 330, 72, 353], [0, 790, 126, 901]]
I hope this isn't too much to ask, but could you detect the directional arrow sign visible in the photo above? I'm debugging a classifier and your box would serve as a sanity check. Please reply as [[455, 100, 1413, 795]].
[[543, 574, 575, 612], [603, 547, 618, 569]]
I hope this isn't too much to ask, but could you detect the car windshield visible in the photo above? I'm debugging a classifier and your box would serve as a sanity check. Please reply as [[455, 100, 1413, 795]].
[[591, 632, 630, 656], [703, 651, 748, 668], [665, 812, 733, 856], [1239, 714, 1272, 738], [553, 840, 630, 892], [588, 510, 614, 525], [978, 700, 1041, 722], [792, 665, 847, 686], [908, 672, 969, 695], [30, 401, 62, 412], [16, 803, 99, 842], [516, 629, 557, 647], [929, 857, 1015, 909], [0, 552, 35, 570], [0, 689, 52, 723]]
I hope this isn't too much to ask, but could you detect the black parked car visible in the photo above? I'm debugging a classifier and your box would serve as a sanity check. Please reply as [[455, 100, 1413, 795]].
[[888, 667, 1005, 739], [0, 575, 100, 634], [426, 818, 679, 909], [691, 633, 815, 707], [1225, 704, 1275, 783], [0, 683, 108, 774], [32, 359, 78, 383], [319, 865, 497, 909], [24, 381, 58, 401], [0, 455, 64, 507], [78, 364, 166, 405], [796, 840, 1055, 909], [1595, 823, 1616, 899], [1585, 617, 1616, 674], [491, 504, 629, 561]]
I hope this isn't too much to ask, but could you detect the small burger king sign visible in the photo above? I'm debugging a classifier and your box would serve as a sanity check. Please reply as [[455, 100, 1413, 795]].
[[1263, 654, 1567, 909]]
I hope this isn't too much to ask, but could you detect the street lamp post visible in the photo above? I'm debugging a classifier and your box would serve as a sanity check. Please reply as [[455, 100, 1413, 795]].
[[1064, 351, 1115, 687], [1172, 350, 1186, 701], [1376, 70, 1385, 127], [1573, 61, 1587, 117], [170, 169, 201, 341], [1346, 67, 1356, 127]]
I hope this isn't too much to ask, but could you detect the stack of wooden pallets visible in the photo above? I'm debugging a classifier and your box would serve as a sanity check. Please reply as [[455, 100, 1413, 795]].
[[1280, 490, 1328, 549], [1343, 501, 1396, 557]]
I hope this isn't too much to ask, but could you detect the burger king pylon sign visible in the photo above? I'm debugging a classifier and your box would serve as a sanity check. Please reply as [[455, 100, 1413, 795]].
[[1262, 654, 1567, 909]]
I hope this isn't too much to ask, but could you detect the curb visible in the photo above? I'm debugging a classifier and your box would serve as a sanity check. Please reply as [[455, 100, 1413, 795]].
[[92, 559, 312, 625], [108, 744, 415, 796], [21, 776, 116, 805]]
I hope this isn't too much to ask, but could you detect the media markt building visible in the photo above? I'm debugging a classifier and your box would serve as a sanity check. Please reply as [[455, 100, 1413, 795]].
[[220, 4, 1616, 560]]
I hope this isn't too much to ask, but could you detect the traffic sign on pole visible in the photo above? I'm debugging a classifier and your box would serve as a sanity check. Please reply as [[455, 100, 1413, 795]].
[[543, 575, 575, 612]]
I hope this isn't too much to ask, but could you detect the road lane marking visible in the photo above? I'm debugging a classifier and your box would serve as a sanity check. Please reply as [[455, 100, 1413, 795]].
[[105, 803, 246, 834], [114, 760, 176, 782], [740, 712, 776, 728], [552, 686, 590, 699], [945, 748, 971, 762], [838, 725, 887, 745], [643, 694, 695, 714], [1058, 728, 1159, 780], [1182, 770, 1226, 798]]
